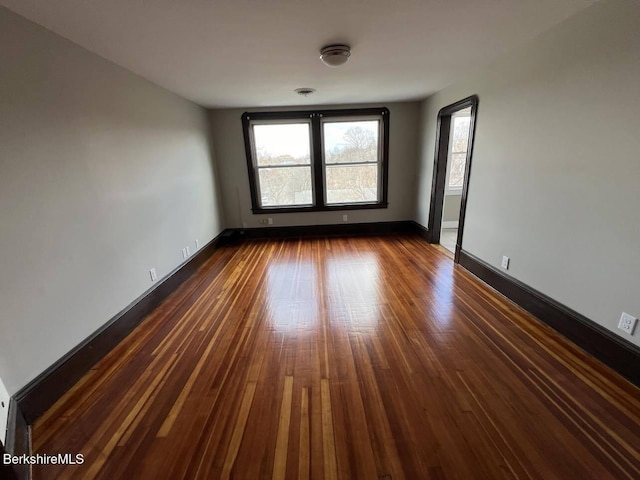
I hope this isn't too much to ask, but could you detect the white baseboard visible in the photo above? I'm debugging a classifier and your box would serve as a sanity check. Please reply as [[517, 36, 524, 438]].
[[441, 221, 459, 229]]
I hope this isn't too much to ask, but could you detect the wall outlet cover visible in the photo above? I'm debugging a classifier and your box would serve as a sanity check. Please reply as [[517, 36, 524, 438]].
[[618, 312, 638, 335], [501, 256, 510, 269]]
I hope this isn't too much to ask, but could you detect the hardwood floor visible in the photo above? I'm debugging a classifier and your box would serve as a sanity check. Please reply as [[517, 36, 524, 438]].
[[440, 228, 457, 254], [32, 235, 640, 479]]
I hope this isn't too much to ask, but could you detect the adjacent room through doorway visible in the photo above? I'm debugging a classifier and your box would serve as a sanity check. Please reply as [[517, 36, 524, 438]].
[[427, 95, 478, 262], [441, 107, 472, 253]]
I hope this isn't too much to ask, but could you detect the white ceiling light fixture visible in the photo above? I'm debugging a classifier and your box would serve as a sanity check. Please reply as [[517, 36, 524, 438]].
[[320, 44, 351, 67]]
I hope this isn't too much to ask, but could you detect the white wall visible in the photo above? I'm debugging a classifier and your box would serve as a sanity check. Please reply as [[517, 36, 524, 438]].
[[443, 193, 462, 223], [415, 0, 640, 347], [0, 7, 224, 394], [210, 102, 420, 228]]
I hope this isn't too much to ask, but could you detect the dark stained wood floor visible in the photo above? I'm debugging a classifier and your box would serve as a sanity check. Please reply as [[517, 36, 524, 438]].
[[32, 235, 640, 479]]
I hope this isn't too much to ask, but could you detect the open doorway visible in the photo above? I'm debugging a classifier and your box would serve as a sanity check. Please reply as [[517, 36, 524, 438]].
[[427, 96, 478, 262], [441, 107, 471, 253]]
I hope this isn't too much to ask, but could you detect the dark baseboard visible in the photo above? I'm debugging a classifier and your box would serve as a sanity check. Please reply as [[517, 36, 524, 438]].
[[15, 231, 229, 425], [458, 250, 640, 387], [1, 220, 424, 478], [411, 221, 430, 242], [12, 222, 415, 427], [235, 220, 415, 239], [4, 399, 30, 480]]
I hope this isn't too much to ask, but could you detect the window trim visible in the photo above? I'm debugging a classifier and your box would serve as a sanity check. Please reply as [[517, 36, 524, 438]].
[[242, 107, 389, 214]]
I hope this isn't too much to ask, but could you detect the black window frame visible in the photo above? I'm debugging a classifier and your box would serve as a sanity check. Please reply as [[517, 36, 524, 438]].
[[242, 107, 390, 214]]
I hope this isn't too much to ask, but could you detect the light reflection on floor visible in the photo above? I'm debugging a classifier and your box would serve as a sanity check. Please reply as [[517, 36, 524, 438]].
[[326, 254, 381, 331], [263, 243, 461, 335], [265, 253, 383, 333], [266, 260, 318, 332]]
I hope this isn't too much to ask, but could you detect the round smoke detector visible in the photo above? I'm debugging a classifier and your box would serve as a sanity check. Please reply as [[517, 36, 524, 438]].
[[320, 44, 351, 67]]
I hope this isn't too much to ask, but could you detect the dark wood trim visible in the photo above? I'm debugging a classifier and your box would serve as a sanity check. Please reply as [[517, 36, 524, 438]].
[[242, 107, 389, 122], [15, 231, 230, 424], [458, 249, 640, 387], [411, 221, 430, 242], [241, 112, 262, 214], [380, 107, 390, 208], [248, 202, 389, 215], [426, 115, 451, 244], [426, 95, 479, 263], [454, 97, 479, 263], [438, 96, 478, 117], [235, 221, 415, 240], [311, 113, 325, 208], [0, 440, 19, 480], [241, 107, 390, 215], [4, 399, 29, 480]]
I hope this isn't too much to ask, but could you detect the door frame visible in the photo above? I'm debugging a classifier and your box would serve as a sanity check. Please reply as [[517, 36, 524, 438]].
[[427, 95, 479, 262]]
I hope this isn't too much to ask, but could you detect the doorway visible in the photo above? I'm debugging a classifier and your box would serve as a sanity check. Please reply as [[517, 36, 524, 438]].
[[427, 96, 478, 262]]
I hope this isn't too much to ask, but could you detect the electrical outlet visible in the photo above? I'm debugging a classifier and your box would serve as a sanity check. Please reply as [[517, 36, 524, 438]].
[[195, 239, 199, 249], [186, 246, 191, 257], [618, 312, 638, 335], [501, 256, 510, 269], [182, 248, 187, 259], [149, 268, 157, 282], [268, 218, 273, 225], [0, 376, 10, 445], [342, 214, 348, 222]]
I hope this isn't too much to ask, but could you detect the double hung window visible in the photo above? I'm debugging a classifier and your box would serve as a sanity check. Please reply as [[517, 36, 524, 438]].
[[242, 108, 389, 213], [446, 109, 471, 193]]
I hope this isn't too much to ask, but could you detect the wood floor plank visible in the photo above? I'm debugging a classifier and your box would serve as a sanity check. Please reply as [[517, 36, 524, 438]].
[[31, 235, 640, 480], [298, 386, 311, 480], [272, 376, 294, 479], [220, 381, 258, 479], [320, 379, 339, 480]]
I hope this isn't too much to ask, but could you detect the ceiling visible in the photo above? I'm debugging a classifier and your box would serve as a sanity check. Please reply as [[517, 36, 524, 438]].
[[1, 0, 597, 108]]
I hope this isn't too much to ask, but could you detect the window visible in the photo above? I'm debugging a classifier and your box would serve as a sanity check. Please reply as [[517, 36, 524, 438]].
[[243, 108, 389, 213], [446, 109, 471, 193], [252, 122, 313, 207], [323, 119, 380, 204]]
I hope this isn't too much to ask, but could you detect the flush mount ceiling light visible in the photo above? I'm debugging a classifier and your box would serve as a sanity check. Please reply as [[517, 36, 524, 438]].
[[295, 87, 316, 97], [319, 44, 351, 67]]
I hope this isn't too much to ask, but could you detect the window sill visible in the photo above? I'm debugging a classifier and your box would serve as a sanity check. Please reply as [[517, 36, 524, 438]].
[[251, 202, 388, 215]]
